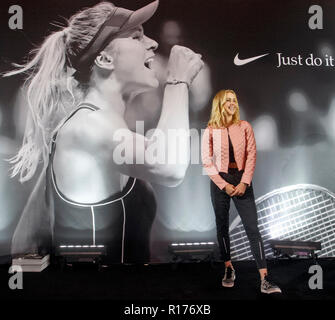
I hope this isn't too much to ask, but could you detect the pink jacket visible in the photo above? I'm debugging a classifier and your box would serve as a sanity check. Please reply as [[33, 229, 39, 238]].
[[201, 120, 257, 190]]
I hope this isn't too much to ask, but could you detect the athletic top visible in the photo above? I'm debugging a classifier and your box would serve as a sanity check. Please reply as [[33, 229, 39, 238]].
[[46, 103, 156, 263]]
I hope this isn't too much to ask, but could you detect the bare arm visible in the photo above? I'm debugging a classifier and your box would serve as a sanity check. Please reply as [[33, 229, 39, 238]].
[[109, 84, 190, 187], [85, 45, 203, 187]]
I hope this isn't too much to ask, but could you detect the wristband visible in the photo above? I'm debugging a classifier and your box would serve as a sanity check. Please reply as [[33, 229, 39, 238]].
[[165, 79, 190, 89]]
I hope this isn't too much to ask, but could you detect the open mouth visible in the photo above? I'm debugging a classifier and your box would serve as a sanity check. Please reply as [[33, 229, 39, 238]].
[[144, 57, 154, 69]]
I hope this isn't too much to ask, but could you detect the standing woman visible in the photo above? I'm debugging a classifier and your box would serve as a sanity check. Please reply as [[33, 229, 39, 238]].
[[201, 89, 281, 294], [6, 0, 203, 263]]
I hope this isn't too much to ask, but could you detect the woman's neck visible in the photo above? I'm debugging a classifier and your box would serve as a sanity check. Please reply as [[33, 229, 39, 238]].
[[83, 78, 126, 116], [224, 115, 233, 127]]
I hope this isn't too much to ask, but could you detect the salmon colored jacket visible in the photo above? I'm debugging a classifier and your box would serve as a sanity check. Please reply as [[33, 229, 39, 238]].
[[201, 120, 257, 190]]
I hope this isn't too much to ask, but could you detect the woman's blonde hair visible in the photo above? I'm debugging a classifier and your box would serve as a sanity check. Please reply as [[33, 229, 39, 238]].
[[3, 2, 116, 182], [207, 89, 241, 128]]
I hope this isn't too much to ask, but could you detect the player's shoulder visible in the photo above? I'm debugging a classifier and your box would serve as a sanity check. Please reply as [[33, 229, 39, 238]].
[[60, 108, 128, 151]]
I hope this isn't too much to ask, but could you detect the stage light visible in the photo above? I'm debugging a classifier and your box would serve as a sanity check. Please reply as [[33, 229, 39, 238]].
[[169, 242, 214, 247], [269, 239, 321, 263], [59, 245, 105, 248], [168, 241, 218, 263], [55, 244, 107, 268]]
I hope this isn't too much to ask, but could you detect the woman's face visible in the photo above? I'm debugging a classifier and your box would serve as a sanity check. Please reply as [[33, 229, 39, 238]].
[[110, 26, 159, 95], [222, 92, 238, 116]]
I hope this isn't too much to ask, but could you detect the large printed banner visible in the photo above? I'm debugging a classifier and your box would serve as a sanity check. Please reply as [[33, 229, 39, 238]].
[[0, 0, 334, 263]]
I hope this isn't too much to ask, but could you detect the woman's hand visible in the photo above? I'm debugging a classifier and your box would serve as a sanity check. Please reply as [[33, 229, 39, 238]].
[[231, 183, 248, 197], [166, 45, 204, 86], [224, 184, 236, 196]]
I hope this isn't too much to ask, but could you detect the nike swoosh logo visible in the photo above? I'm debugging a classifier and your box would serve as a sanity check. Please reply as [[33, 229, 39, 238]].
[[234, 53, 269, 66]]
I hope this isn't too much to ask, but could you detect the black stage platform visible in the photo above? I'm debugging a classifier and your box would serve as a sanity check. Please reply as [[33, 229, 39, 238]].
[[0, 258, 334, 301]]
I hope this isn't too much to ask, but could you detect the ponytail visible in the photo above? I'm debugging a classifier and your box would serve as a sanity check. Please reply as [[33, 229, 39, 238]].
[[4, 2, 117, 182], [4, 29, 78, 182]]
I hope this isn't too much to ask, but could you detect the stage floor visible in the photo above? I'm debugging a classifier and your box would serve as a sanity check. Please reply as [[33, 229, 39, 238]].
[[0, 258, 334, 301]]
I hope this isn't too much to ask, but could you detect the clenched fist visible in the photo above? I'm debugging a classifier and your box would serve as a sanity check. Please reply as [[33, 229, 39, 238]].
[[166, 45, 204, 87]]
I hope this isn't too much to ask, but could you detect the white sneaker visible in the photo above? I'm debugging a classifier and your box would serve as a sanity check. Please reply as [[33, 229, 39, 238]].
[[261, 276, 282, 294]]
